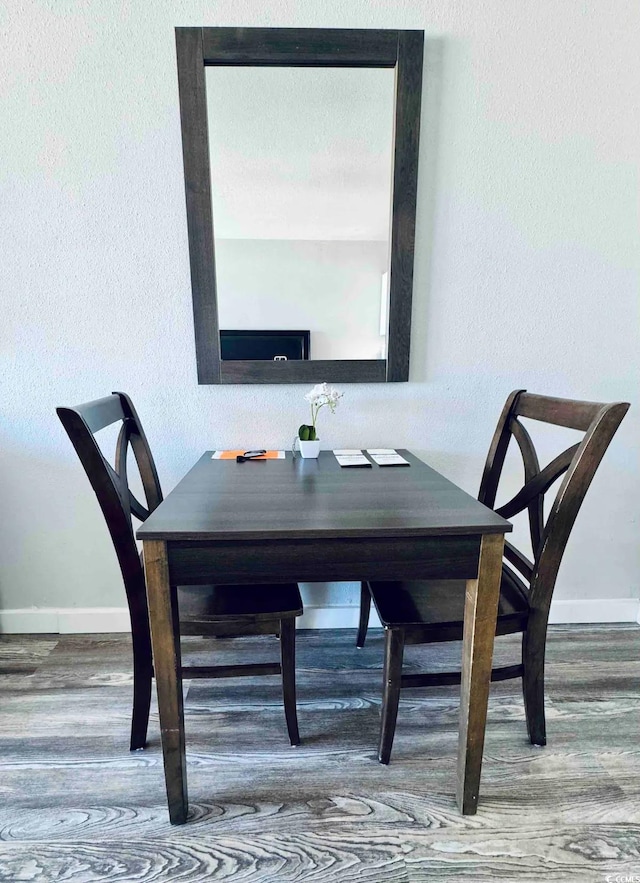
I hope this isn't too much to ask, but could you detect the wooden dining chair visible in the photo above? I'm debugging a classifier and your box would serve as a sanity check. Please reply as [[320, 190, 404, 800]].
[[356, 391, 629, 763], [57, 392, 303, 751]]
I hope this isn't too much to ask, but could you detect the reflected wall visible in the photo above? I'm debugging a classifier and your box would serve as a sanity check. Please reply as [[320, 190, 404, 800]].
[[206, 66, 395, 361]]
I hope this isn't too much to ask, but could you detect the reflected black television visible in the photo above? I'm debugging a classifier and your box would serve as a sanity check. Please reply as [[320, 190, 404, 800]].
[[220, 330, 310, 361]]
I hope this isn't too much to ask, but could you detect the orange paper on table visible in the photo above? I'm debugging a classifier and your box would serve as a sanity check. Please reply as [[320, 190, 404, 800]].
[[214, 450, 283, 460]]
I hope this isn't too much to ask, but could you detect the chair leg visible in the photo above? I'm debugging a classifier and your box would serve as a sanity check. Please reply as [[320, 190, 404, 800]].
[[378, 628, 405, 764], [130, 630, 153, 751], [279, 617, 300, 746], [522, 625, 547, 747], [356, 582, 371, 648]]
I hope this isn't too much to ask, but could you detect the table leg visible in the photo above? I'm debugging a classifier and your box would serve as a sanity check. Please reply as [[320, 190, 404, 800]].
[[143, 539, 188, 824], [456, 532, 504, 814]]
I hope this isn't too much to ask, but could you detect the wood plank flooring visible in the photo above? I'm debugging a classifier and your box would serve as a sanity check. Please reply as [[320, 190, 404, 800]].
[[0, 626, 639, 882]]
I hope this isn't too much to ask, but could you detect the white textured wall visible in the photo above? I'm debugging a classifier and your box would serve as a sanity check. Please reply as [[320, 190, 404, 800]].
[[1, 1, 638, 624]]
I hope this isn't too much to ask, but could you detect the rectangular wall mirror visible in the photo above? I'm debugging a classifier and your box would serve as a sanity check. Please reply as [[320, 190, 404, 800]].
[[176, 28, 423, 384]]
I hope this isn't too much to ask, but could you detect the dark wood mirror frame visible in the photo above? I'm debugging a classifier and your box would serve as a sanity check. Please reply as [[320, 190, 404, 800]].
[[176, 27, 424, 384]]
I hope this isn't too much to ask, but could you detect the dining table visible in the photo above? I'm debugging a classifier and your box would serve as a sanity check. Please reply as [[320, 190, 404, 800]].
[[137, 449, 512, 824]]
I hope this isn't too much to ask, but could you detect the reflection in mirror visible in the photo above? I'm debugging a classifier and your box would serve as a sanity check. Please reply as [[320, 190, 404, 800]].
[[206, 67, 396, 361]]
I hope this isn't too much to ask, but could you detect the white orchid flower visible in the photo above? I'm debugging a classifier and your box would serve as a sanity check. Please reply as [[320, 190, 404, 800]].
[[302, 383, 343, 436]]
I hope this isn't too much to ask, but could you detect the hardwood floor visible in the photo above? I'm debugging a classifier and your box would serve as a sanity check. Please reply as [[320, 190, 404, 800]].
[[0, 626, 639, 882]]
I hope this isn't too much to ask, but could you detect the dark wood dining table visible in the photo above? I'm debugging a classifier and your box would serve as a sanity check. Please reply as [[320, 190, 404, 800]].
[[137, 450, 511, 824]]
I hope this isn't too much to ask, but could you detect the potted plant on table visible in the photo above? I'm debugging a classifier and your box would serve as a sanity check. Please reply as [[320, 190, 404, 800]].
[[294, 383, 343, 458]]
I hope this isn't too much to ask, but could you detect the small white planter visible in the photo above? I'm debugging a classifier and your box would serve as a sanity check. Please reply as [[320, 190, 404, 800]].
[[297, 439, 320, 459]]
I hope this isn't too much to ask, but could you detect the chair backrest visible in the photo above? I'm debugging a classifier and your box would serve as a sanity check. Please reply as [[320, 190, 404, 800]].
[[56, 392, 163, 604], [478, 390, 629, 617]]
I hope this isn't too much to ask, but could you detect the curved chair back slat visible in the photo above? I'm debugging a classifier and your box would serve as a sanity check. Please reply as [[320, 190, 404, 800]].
[[530, 401, 629, 615], [479, 390, 629, 616], [478, 389, 526, 510], [56, 392, 163, 608], [509, 417, 544, 552]]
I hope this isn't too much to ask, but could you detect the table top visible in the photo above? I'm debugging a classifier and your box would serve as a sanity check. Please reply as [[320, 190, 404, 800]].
[[137, 450, 512, 541], [137, 451, 512, 542]]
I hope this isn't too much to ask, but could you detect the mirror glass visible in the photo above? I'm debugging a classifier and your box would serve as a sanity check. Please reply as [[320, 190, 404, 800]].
[[206, 66, 396, 361]]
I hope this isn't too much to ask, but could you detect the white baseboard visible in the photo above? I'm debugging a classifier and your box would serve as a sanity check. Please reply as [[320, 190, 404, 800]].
[[548, 598, 640, 625], [0, 607, 131, 634], [0, 599, 638, 634]]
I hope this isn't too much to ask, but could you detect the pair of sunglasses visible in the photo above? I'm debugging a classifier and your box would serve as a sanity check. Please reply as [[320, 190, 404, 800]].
[[236, 450, 267, 462]]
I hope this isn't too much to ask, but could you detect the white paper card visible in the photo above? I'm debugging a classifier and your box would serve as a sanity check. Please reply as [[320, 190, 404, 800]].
[[333, 449, 372, 468], [366, 449, 410, 467]]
